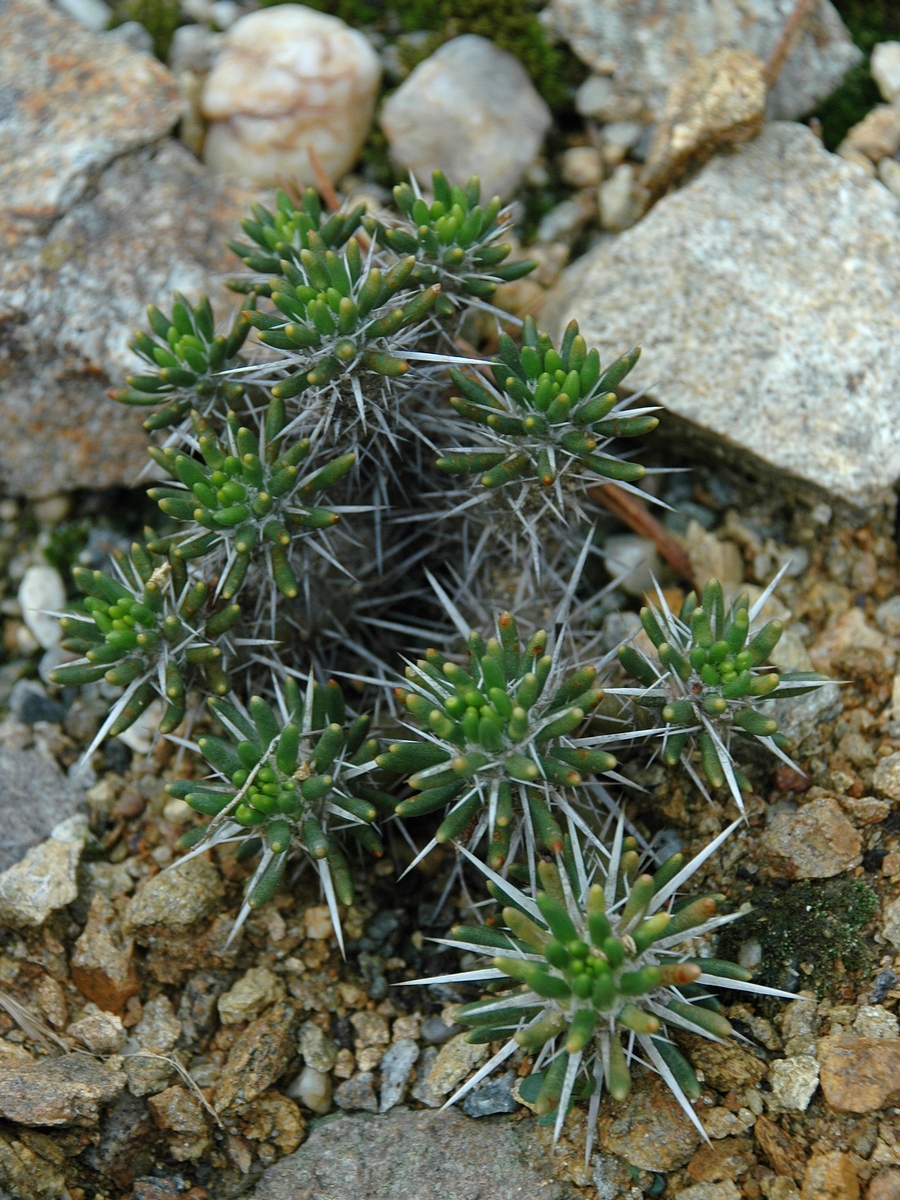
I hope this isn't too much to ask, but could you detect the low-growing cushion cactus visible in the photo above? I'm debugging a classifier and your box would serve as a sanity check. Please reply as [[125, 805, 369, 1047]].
[[227, 186, 366, 294], [381, 611, 619, 869], [435, 318, 655, 565], [171, 677, 391, 946], [421, 821, 792, 1149], [145, 400, 355, 603], [368, 171, 535, 311], [48, 165, 832, 1163], [243, 232, 440, 409], [51, 547, 241, 744], [109, 293, 251, 433], [614, 579, 829, 802]]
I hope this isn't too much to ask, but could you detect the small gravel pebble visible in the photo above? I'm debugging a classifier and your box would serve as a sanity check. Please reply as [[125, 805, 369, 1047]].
[[214, 1000, 298, 1115], [872, 969, 899, 1004], [68, 1006, 125, 1055], [218, 966, 285, 1025], [147, 1084, 210, 1162], [767, 1056, 820, 1112], [9, 679, 65, 725], [298, 1020, 337, 1071], [377, 1038, 419, 1112], [0, 823, 84, 926], [71, 894, 139, 1015], [426, 1032, 488, 1098], [599, 1074, 702, 1170], [125, 857, 224, 933], [349, 1010, 389, 1048], [286, 1064, 332, 1115], [874, 753, 900, 802], [675, 1182, 742, 1200], [881, 897, 900, 950], [0, 1056, 126, 1126], [801, 1150, 860, 1200], [819, 1036, 900, 1113], [759, 797, 862, 878], [333, 1071, 378, 1113], [18, 564, 65, 649], [410, 1046, 442, 1108], [462, 1069, 519, 1117], [420, 1015, 461, 1043], [854, 1005, 900, 1039]]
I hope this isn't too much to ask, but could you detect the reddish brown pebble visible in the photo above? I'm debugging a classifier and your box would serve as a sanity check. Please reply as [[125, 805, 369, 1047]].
[[775, 766, 810, 792]]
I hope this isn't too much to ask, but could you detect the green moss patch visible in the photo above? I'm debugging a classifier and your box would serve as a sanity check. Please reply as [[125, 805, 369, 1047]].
[[717, 877, 877, 1004]]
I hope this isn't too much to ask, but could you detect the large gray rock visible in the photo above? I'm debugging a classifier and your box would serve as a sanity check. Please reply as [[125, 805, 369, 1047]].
[[545, 123, 900, 512], [380, 35, 552, 201], [252, 1108, 577, 1200], [0, 141, 261, 497], [0, 748, 83, 871], [0, 0, 262, 498], [0, 0, 181, 243], [552, 0, 861, 122]]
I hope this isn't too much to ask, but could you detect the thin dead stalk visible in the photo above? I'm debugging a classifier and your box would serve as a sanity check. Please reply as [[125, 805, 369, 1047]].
[[765, 0, 817, 89], [589, 482, 697, 590]]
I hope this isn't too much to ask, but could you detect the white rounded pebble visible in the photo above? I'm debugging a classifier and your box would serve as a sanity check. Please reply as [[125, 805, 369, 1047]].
[[201, 5, 381, 186], [286, 1064, 333, 1114], [380, 35, 552, 201], [872, 42, 900, 103], [18, 564, 66, 650], [603, 534, 661, 598]]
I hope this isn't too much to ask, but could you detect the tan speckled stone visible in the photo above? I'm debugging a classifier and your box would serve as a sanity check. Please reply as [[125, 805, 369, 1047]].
[[759, 797, 862, 879], [802, 1150, 860, 1200], [819, 1036, 900, 1113], [598, 1074, 702, 1171], [549, 0, 859, 123], [642, 47, 766, 197], [545, 123, 900, 511]]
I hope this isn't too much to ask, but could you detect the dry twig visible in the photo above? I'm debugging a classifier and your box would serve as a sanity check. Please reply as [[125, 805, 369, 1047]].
[[589, 482, 697, 590]]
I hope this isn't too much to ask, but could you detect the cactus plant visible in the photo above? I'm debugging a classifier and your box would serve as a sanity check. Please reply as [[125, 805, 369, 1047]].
[[145, 400, 356, 603], [368, 170, 535, 312], [434, 317, 655, 566], [170, 677, 389, 947], [613, 578, 830, 804], [109, 293, 251, 433], [45, 165, 833, 1151], [50, 546, 242, 746], [380, 609, 625, 870], [227, 186, 367, 295], [415, 820, 794, 1152]]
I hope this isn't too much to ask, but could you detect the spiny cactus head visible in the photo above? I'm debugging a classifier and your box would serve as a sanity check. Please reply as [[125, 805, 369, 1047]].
[[109, 293, 250, 433], [227, 188, 367, 293], [50, 545, 241, 740], [244, 232, 440, 405], [617, 578, 830, 796], [435, 828, 781, 1142], [369, 171, 535, 308], [438, 317, 651, 494], [145, 400, 355, 601], [171, 678, 389, 921], [378, 612, 615, 866]]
